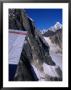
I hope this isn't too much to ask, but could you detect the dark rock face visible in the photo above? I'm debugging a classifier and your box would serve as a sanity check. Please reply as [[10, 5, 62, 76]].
[[9, 9, 26, 30], [43, 30, 55, 37], [14, 47, 38, 81], [27, 18, 56, 66]]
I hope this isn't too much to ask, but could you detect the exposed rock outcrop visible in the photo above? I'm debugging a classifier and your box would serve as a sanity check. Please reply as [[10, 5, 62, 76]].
[[9, 9, 26, 30]]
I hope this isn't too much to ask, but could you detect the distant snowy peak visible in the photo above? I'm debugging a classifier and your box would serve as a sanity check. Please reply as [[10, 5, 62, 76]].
[[49, 22, 62, 32], [41, 22, 62, 34], [41, 29, 47, 34], [54, 22, 62, 30]]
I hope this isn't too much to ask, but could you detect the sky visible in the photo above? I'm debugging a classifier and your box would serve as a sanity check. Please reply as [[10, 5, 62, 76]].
[[25, 9, 62, 30]]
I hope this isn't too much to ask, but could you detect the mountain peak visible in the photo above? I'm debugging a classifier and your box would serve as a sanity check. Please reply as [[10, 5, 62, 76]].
[[48, 22, 62, 32], [41, 22, 62, 34], [54, 22, 62, 30]]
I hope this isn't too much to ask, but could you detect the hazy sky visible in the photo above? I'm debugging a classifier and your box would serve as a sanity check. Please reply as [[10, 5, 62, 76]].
[[25, 9, 62, 30]]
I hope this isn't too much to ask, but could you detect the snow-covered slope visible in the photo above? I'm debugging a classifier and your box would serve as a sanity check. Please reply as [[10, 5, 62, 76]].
[[31, 62, 61, 81], [44, 37, 62, 70]]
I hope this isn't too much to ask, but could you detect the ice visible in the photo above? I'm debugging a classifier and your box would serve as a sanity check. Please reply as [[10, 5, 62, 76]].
[[44, 37, 62, 70]]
